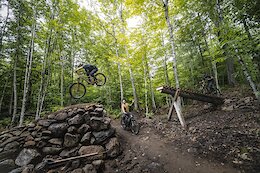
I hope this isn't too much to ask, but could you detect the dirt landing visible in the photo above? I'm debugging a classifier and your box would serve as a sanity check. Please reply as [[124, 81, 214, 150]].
[[105, 120, 239, 173]]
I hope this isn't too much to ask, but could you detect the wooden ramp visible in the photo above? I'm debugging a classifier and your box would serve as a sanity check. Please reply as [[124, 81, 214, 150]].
[[157, 86, 224, 105]]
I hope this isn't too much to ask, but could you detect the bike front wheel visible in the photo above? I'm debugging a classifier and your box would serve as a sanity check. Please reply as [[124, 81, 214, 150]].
[[94, 73, 106, 86], [120, 117, 127, 130], [130, 119, 140, 135], [69, 82, 86, 99]]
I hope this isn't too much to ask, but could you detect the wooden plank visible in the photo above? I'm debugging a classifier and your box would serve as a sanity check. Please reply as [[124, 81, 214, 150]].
[[173, 97, 187, 129]]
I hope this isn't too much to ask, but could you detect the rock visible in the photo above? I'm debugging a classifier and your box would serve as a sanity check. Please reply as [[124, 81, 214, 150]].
[[222, 105, 234, 111], [4, 141, 20, 151], [0, 149, 17, 160], [105, 137, 121, 158], [60, 147, 79, 158], [90, 112, 101, 117], [77, 108, 85, 115], [78, 145, 105, 160], [224, 99, 233, 104], [68, 115, 84, 125], [68, 126, 77, 133], [94, 107, 103, 113], [21, 164, 34, 173], [15, 149, 40, 167], [42, 130, 52, 136], [146, 162, 162, 172], [54, 112, 69, 121], [0, 159, 16, 171], [48, 123, 68, 137], [82, 164, 97, 173], [36, 141, 46, 148], [42, 147, 62, 155], [68, 111, 75, 118], [64, 133, 80, 148], [27, 123, 35, 128], [71, 168, 84, 173], [38, 119, 56, 127], [90, 117, 111, 131], [70, 160, 81, 171], [11, 130, 22, 136], [48, 138, 63, 146], [92, 128, 115, 144], [24, 141, 36, 148], [78, 124, 91, 134], [80, 132, 91, 145], [0, 136, 21, 148], [25, 135, 34, 142], [20, 131, 30, 137], [47, 113, 56, 119], [92, 160, 104, 171], [8, 167, 24, 173]]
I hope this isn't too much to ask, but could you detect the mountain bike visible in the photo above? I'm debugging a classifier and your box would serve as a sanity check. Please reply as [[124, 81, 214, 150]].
[[69, 73, 106, 99], [120, 113, 140, 135], [199, 79, 221, 96]]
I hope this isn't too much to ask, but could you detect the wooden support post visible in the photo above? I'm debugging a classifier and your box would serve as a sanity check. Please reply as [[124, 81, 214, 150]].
[[167, 88, 187, 129], [174, 97, 187, 129]]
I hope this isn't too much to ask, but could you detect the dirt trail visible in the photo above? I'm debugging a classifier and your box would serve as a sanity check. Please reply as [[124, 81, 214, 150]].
[[108, 120, 240, 173]]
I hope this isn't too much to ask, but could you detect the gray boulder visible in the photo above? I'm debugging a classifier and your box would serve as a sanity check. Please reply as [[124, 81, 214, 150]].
[[15, 149, 40, 167]]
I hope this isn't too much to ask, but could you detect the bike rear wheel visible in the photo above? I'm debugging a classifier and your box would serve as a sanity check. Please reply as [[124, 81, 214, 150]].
[[94, 73, 106, 86], [130, 119, 140, 135], [69, 82, 86, 99]]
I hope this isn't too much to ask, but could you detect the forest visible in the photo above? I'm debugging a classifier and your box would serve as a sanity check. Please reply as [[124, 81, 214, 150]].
[[0, 0, 259, 127]]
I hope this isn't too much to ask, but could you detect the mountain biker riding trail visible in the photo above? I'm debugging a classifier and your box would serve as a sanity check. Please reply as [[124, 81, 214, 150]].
[[203, 74, 215, 94], [121, 99, 130, 123]]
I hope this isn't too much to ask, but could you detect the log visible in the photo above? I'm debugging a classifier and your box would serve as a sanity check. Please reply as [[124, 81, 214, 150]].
[[157, 86, 224, 105]]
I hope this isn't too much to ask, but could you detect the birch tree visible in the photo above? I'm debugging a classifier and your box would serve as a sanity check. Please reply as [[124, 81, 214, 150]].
[[19, 2, 36, 126]]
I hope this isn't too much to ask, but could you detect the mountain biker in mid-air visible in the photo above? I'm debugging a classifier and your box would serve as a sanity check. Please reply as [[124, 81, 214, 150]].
[[76, 63, 98, 83]]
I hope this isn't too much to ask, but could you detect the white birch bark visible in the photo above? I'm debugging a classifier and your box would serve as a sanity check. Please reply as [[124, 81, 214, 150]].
[[11, 53, 17, 125], [129, 65, 139, 110], [142, 55, 149, 116], [19, 8, 36, 126], [60, 56, 64, 107], [235, 49, 259, 101]]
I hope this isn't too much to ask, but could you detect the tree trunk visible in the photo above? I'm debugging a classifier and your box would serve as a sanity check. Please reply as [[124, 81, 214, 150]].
[[235, 48, 259, 101], [60, 56, 64, 107], [129, 66, 139, 111], [19, 8, 36, 126], [215, 0, 235, 86], [200, 26, 221, 94], [11, 55, 17, 125], [148, 74, 156, 111], [161, 32, 171, 107], [118, 63, 124, 102], [0, 77, 8, 112], [36, 55, 47, 120], [0, 1, 9, 54], [142, 55, 149, 116], [9, 85, 13, 115], [242, 17, 260, 73], [162, 0, 186, 128]]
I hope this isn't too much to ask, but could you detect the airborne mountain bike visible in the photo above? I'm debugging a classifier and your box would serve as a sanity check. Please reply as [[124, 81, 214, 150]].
[[69, 72, 106, 99]]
